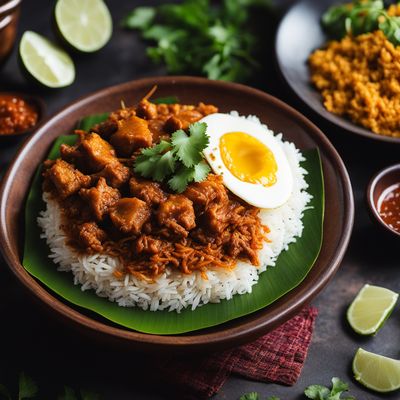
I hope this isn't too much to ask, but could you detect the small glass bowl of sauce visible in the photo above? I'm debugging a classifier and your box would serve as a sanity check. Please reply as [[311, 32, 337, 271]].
[[367, 164, 400, 238]]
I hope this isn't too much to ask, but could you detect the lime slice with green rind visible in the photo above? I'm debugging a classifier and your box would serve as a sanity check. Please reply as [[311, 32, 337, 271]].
[[19, 31, 75, 88], [347, 284, 398, 335], [54, 0, 112, 53], [353, 348, 400, 393]]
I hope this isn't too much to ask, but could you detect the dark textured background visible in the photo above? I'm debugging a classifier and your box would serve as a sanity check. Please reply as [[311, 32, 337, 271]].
[[0, 1, 399, 399]]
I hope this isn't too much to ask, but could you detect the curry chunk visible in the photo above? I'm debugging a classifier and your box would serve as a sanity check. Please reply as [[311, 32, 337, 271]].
[[109, 198, 151, 235], [184, 175, 228, 212], [136, 100, 158, 120], [204, 203, 231, 234], [61, 132, 117, 173], [79, 177, 120, 221], [110, 116, 152, 157], [157, 195, 196, 237], [44, 159, 91, 199], [77, 222, 107, 252], [97, 162, 130, 188], [129, 177, 166, 206], [92, 120, 118, 139]]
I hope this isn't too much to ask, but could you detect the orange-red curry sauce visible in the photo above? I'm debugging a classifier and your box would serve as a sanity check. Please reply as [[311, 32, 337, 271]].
[[379, 183, 400, 234], [0, 94, 38, 135]]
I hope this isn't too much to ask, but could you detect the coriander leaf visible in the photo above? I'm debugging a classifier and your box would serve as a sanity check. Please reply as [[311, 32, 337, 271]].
[[193, 161, 211, 182], [141, 140, 170, 156], [171, 122, 209, 167], [58, 386, 78, 400], [80, 390, 100, 400], [168, 165, 195, 193], [153, 151, 176, 181], [239, 392, 260, 400], [304, 384, 330, 400], [0, 384, 11, 400], [18, 372, 38, 400], [134, 141, 174, 181], [331, 377, 349, 396], [121, 7, 156, 29]]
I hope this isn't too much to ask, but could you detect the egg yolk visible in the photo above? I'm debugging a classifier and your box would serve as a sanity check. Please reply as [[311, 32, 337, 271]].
[[220, 132, 277, 186]]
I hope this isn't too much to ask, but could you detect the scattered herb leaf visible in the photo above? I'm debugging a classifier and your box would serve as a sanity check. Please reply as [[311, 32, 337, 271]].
[[122, 0, 272, 82], [304, 377, 356, 400], [121, 6, 156, 30], [238, 393, 280, 400], [18, 372, 38, 400], [322, 0, 400, 46], [239, 393, 260, 400], [135, 122, 210, 192]]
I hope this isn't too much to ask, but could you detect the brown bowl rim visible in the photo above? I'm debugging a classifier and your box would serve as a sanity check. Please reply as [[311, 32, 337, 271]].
[[0, 0, 21, 15], [0, 91, 46, 137], [274, 0, 400, 145], [0, 76, 354, 350], [366, 163, 400, 238]]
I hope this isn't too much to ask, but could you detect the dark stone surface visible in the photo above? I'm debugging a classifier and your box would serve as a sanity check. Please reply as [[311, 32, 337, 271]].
[[0, 1, 398, 399]]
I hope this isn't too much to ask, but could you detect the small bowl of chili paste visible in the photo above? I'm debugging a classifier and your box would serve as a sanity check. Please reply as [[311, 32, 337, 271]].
[[0, 92, 44, 139], [367, 164, 400, 238]]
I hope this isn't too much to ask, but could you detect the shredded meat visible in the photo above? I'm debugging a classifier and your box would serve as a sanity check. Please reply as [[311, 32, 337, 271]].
[[157, 194, 196, 238], [42, 98, 268, 280]]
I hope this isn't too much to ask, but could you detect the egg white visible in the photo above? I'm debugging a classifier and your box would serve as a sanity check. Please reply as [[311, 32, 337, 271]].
[[201, 113, 293, 209]]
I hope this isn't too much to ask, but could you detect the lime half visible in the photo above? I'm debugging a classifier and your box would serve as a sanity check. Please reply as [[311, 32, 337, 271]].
[[347, 284, 398, 335], [353, 348, 400, 392], [55, 0, 112, 53], [19, 31, 75, 88]]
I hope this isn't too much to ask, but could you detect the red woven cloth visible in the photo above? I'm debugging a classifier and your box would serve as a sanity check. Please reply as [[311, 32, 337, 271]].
[[158, 306, 318, 399]]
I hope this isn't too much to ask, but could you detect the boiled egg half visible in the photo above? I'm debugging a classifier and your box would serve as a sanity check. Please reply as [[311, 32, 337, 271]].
[[201, 113, 293, 209]]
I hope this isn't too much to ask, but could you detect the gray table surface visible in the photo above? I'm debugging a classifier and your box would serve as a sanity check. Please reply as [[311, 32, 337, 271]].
[[0, 1, 399, 399]]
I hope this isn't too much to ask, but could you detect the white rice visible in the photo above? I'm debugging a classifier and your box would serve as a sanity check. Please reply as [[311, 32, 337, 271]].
[[38, 113, 312, 313]]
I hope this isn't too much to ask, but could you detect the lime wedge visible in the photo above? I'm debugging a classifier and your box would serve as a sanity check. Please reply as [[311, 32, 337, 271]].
[[346, 284, 398, 335], [353, 348, 400, 392], [19, 31, 75, 88], [54, 0, 112, 53]]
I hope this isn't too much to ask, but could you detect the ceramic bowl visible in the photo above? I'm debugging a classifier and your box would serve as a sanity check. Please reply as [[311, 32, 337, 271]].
[[275, 0, 400, 144], [367, 164, 400, 238], [0, 76, 354, 352]]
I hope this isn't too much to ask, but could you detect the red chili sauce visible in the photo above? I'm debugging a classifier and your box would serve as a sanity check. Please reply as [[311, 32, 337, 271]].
[[378, 183, 400, 233], [0, 94, 38, 135]]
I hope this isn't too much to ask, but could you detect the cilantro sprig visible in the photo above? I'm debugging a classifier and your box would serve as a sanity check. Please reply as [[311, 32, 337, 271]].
[[239, 377, 355, 400], [134, 122, 211, 193], [322, 0, 400, 46], [305, 377, 356, 400], [121, 0, 272, 82]]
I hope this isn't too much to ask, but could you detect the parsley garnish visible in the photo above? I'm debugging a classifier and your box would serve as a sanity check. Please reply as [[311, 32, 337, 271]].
[[134, 122, 211, 193], [121, 0, 272, 82], [322, 0, 400, 46]]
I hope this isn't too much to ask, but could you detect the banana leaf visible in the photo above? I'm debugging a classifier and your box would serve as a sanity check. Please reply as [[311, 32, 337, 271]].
[[23, 115, 324, 335]]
